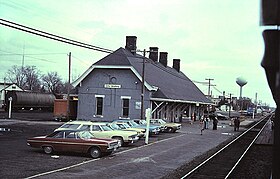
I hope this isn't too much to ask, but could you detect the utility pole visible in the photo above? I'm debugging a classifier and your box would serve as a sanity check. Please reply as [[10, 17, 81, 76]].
[[22, 44, 25, 68], [66, 52, 71, 121], [205, 78, 214, 97], [141, 49, 146, 120], [204, 78, 215, 118], [132, 48, 154, 119], [229, 93, 232, 119]]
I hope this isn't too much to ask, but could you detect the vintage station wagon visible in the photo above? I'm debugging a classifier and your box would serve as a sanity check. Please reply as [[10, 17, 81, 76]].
[[55, 121, 139, 146]]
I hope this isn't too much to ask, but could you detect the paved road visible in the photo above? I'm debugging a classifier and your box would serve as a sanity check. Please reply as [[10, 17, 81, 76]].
[[0, 115, 257, 179]]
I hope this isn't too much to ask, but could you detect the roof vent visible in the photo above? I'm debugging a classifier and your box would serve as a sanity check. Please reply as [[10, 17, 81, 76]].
[[149, 47, 159, 62], [173, 59, 180, 72], [159, 52, 168, 67], [125, 36, 137, 55]]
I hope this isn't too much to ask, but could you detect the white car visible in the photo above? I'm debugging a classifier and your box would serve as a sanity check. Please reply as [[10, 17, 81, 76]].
[[55, 121, 139, 146]]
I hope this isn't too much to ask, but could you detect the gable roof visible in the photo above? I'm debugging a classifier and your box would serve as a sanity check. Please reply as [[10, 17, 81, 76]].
[[0, 83, 23, 92], [73, 47, 212, 105]]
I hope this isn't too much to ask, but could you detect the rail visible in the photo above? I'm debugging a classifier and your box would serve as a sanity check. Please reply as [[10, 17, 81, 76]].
[[181, 114, 272, 179]]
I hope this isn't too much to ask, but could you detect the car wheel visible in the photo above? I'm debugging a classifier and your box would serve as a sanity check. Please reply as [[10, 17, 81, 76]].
[[112, 136, 124, 147], [89, 147, 101, 158], [43, 146, 53, 154], [167, 127, 175, 133]]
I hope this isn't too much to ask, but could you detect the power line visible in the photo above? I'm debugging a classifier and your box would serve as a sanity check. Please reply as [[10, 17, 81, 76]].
[[0, 19, 212, 87], [0, 18, 113, 54], [72, 55, 92, 66], [192, 80, 208, 85], [0, 49, 64, 63], [213, 86, 223, 95], [0, 50, 66, 56]]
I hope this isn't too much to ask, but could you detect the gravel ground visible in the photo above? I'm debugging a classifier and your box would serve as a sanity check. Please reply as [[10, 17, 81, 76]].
[[161, 144, 272, 179], [230, 145, 272, 179]]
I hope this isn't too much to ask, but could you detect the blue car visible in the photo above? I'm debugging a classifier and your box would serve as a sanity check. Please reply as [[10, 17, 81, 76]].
[[247, 107, 254, 116], [114, 119, 160, 135]]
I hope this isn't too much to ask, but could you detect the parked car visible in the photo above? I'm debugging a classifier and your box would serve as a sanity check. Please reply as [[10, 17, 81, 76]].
[[134, 119, 166, 132], [27, 130, 120, 158], [114, 119, 160, 135], [150, 119, 181, 133], [109, 121, 145, 138], [55, 121, 139, 146]]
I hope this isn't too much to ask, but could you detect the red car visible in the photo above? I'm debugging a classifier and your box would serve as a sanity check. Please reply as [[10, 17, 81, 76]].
[[27, 130, 120, 158]]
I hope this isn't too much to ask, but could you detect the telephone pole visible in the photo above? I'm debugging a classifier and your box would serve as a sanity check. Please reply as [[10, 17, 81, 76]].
[[228, 93, 232, 119], [141, 49, 146, 120], [66, 52, 71, 121], [132, 48, 155, 119], [205, 78, 214, 97]]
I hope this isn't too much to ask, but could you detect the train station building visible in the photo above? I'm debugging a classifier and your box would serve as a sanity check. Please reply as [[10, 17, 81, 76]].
[[72, 36, 212, 122]]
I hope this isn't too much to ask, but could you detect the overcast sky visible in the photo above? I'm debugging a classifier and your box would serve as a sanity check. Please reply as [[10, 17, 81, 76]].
[[0, 0, 275, 107]]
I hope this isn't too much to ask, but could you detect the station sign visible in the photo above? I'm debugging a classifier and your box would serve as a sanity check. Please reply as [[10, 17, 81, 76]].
[[104, 84, 121, 89]]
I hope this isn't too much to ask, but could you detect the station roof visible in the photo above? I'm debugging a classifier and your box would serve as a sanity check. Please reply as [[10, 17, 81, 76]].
[[73, 47, 212, 105]]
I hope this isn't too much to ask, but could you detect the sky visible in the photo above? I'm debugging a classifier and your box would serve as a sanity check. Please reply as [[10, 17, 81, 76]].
[[0, 0, 276, 107]]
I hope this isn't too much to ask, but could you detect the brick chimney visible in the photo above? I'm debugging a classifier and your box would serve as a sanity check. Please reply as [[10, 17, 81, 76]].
[[159, 52, 168, 67], [149, 47, 159, 62], [125, 36, 137, 55], [173, 59, 180, 72]]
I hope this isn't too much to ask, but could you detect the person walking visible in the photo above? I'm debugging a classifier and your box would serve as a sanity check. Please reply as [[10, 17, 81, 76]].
[[200, 116, 206, 135], [234, 117, 240, 131]]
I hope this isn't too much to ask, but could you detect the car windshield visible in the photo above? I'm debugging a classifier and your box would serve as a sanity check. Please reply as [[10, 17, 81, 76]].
[[140, 120, 147, 124], [129, 121, 139, 127], [47, 131, 62, 138], [100, 125, 113, 131], [158, 119, 166, 124], [123, 123, 131, 128], [114, 123, 126, 129], [60, 123, 80, 129], [78, 131, 94, 139], [108, 123, 121, 130]]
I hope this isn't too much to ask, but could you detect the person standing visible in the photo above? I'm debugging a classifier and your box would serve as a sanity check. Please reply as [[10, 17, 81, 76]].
[[205, 115, 209, 129], [234, 117, 240, 131], [213, 116, 218, 130]]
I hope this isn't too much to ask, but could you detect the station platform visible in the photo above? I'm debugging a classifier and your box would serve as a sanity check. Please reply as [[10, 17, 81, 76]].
[[255, 119, 274, 145]]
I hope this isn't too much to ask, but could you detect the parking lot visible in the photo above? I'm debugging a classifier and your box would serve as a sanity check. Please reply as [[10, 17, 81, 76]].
[[0, 112, 183, 179], [0, 111, 243, 179]]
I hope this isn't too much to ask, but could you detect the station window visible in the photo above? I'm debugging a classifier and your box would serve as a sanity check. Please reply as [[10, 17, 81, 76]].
[[96, 97, 103, 116], [122, 98, 130, 118]]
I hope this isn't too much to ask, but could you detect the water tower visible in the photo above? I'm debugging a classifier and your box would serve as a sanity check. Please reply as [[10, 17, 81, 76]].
[[236, 77, 247, 99]]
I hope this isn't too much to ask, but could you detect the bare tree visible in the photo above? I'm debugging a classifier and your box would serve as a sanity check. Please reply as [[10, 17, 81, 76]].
[[6, 65, 26, 89], [25, 66, 41, 91], [42, 71, 63, 95], [6, 65, 42, 91]]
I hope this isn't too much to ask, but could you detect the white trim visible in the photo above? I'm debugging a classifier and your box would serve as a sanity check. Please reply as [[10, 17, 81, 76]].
[[72, 65, 157, 91], [93, 115, 104, 118], [119, 116, 130, 119], [95, 94, 105, 98], [121, 96, 131, 99], [150, 97, 213, 105]]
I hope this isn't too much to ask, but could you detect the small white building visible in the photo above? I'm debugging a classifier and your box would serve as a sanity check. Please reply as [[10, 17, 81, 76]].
[[0, 83, 23, 108]]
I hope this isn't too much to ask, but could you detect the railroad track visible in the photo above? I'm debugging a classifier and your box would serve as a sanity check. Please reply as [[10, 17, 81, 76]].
[[180, 114, 272, 179]]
